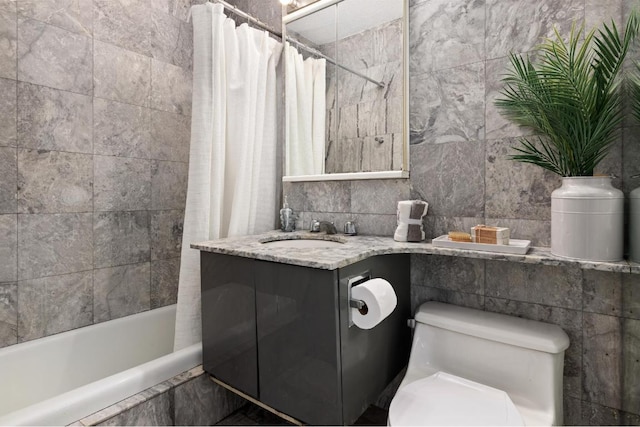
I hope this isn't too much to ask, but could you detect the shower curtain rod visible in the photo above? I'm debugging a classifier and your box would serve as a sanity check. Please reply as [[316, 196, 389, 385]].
[[209, 0, 386, 89], [286, 37, 386, 88]]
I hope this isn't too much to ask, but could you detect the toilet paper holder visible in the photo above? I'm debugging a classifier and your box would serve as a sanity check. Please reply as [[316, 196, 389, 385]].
[[349, 298, 366, 310], [347, 272, 371, 326]]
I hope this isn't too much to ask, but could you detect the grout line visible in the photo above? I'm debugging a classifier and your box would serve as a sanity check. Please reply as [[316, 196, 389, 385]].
[[14, 0, 19, 346]]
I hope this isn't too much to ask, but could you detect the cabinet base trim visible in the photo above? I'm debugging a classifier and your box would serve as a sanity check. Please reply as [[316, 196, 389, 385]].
[[209, 375, 305, 426]]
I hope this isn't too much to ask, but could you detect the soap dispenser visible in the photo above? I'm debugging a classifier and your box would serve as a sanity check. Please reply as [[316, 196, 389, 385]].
[[280, 196, 296, 232]]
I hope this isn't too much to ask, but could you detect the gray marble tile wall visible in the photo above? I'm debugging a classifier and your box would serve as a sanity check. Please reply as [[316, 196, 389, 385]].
[[0, 0, 192, 349], [411, 255, 640, 425], [279, 0, 640, 425], [323, 19, 403, 174], [76, 366, 244, 426], [284, 0, 640, 246]]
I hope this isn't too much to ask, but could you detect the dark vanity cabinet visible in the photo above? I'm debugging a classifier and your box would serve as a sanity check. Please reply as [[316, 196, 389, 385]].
[[200, 252, 410, 425]]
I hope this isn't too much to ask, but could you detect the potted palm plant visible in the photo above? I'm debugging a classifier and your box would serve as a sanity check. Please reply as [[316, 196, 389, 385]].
[[630, 61, 640, 263], [495, 12, 639, 261]]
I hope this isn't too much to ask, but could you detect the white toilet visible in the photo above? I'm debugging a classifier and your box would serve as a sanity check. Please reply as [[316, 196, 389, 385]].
[[388, 302, 570, 426]]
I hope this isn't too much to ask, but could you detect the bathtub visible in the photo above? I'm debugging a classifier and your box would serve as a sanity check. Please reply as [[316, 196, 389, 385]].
[[0, 305, 202, 426]]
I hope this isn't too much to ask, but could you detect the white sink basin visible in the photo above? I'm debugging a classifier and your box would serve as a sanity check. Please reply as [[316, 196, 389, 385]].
[[261, 238, 345, 248]]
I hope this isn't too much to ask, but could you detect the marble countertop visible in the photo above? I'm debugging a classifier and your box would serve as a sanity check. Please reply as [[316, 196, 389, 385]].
[[192, 230, 638, 273]]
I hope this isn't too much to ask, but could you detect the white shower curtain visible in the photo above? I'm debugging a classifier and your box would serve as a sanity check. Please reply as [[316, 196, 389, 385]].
[[174, 3, 283, 351], [285, 44, 326, 176]]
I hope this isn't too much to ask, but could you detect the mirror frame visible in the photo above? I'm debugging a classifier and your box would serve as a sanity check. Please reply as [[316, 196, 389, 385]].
[[282, 0, 409, 182]]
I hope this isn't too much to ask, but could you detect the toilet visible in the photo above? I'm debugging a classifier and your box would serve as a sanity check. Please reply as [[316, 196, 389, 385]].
[[388, 302, 570, 426]]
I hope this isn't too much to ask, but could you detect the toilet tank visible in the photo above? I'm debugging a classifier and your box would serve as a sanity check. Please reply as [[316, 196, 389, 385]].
[[409, 302, 570, 425]]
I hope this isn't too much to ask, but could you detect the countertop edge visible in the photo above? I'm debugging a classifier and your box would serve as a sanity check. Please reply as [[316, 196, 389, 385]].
[[190, 231, 634, 273]]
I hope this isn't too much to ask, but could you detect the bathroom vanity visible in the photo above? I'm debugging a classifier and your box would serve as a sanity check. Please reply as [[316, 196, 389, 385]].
[[198, 236, 410, 425], [194, 230, 639, 425]]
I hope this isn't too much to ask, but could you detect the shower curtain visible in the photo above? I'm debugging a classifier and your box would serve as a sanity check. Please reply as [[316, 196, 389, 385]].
[[174, 3, 283, 351], [285, 44, 326, 176]]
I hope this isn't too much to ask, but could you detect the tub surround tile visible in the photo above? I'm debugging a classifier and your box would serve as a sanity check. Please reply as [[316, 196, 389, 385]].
[[94, 211, 150, 269], [485, 0, 584, 59], [18, 213, 92, 280], [150, 9, 193, 70], [151, 161, 187, 210], [0, 215, 17, 282], [150, 110, 190, 162], [0, 0, 16, 80], [583, 312, 622, 410], [150, 210, 183, 260], [94, 40, 151, 108], [151, 258, 179, 308], [0, 282, 17, 348], [17, 18, 92, 95], [17, 149, 93, 214], [410, 142, 485, 218], [94, 156, 151, 211], [93, 0, 150, 57], [485, 261, 583, 310], [151, 60, 192, 116], [151, 0, 192, 22], [17, 271, 92, 342], [93, 99, 150, 159], [174, 374, 246, 426], [99, 391, 173, 426], [0, 78, 17, 146], [93, 262, 151, 323], [485, 138, 560, 220], [409, 0, 485, 73], [247, 1, 281, 33], [0, 146, 16, 213], [17, 82, 93, 153], [17, 0, 93, 36]]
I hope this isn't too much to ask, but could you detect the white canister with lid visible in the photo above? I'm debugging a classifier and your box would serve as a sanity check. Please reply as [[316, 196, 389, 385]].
[[551, 176, 624, 261], [630, 186, 640, 263]]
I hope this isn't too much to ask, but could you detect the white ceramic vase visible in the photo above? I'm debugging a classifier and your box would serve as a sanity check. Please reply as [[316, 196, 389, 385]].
[[551, 176, 623, 261], [630, 186, 640, 263]]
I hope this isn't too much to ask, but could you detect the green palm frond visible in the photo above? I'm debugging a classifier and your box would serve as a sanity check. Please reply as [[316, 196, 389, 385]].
[[495, 11, 640, 177]]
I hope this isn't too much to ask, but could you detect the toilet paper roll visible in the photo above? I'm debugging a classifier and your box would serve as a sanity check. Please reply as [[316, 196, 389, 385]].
[[351, 278, 397, 329]]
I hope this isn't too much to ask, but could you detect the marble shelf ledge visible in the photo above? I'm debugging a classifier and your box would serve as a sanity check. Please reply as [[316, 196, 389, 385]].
[[192, 230, 636, 274]]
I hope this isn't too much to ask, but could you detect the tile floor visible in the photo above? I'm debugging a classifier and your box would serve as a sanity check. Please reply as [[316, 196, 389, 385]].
[[215, 402, 388, 426]]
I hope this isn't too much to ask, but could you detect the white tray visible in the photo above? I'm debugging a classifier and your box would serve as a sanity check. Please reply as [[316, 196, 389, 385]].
[[431, 235, 531, 255]]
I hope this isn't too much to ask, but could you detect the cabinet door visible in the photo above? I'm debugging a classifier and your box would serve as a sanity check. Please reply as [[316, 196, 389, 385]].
[[255, 261, 342, 425], [200, 253, 258, 398], [339, 255, 411, 424]]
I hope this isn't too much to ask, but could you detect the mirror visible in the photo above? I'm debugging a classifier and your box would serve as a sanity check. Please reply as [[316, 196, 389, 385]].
[[283, 0, 408, 182]]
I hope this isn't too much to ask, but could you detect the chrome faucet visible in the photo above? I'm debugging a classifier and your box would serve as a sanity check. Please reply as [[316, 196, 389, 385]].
[[310, 220, 337, 234]]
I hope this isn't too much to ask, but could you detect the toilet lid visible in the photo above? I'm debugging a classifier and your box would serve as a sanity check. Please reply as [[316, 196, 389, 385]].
[[388, 372, 525, 426]]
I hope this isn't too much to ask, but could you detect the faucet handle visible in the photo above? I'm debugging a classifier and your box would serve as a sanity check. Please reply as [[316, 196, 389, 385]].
[[310, 219, 321, 232], [344, 221, 357, 236]]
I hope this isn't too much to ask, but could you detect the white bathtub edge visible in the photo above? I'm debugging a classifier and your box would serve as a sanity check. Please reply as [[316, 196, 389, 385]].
[[0, 343, 202, 426]]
